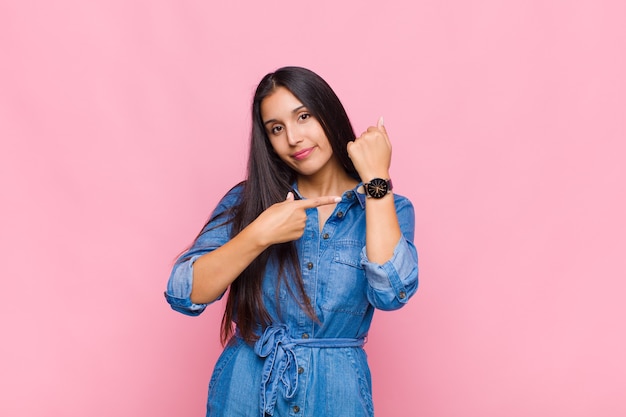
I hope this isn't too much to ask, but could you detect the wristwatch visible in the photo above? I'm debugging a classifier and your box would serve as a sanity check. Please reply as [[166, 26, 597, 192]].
[[363, 178, 393, 199]]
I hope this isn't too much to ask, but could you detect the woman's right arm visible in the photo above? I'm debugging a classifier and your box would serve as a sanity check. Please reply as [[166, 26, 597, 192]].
[[165, 189, 341, 314], [190, 192, 342, 304]]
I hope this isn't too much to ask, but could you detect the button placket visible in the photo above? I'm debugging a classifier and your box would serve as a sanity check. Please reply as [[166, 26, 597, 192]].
[[300, 213, 319, 325]]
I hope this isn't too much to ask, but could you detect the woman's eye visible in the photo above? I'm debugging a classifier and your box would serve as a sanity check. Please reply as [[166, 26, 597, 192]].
[[299, 113, 311, 121], [271, 126, 283, 135]]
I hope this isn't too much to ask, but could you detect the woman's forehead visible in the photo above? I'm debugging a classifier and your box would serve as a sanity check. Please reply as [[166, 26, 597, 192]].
[[261, 87, 306, 120]]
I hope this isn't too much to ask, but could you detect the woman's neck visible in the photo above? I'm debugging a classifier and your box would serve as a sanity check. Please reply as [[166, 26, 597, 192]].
[[296, 168, 358, 198]]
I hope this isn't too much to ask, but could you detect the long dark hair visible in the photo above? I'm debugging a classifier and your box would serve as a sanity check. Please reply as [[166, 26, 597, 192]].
[[216, 66, 359, 344]]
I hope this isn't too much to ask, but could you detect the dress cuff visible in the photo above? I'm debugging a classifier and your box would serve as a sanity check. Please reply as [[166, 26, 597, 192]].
[[361, 237, 418, 304], [164, 255, 211, 316]]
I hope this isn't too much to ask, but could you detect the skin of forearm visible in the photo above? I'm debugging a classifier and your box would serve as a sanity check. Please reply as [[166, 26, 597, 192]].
[[365, 194, 402, 264], [190, 223, 270, 304]]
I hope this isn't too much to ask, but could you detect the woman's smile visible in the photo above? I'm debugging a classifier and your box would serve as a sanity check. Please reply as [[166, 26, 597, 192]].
[[291, 147, 315, 160]]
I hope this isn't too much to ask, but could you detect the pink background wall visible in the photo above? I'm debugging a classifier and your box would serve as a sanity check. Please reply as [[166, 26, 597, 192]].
[[1, 1, 625, 416]]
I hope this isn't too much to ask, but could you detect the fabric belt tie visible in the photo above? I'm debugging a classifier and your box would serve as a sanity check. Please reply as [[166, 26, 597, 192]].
[[251, 324, 365, 417]]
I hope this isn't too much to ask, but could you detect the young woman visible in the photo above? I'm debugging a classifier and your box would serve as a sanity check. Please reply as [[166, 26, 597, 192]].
[[165, 66, 418, 416]]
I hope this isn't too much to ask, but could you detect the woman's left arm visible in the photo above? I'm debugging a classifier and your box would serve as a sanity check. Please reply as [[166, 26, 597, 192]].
[[347, 117, 400, 263], [348, 118, 419, 310]]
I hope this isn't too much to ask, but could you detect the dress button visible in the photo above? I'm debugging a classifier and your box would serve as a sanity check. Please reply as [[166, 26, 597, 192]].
[[346, 191, 354, 199], [298, 366, 304, 374], [302, 333, 309, 339], [293, 405, 300, 413], [307, 262, 314, 270], [322, 233, 329, 239], [399, 290, 407, 299], [337, 211, 344, 218]]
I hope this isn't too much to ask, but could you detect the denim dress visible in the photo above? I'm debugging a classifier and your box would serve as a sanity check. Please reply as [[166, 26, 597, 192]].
[[165, 184, 419, 417]]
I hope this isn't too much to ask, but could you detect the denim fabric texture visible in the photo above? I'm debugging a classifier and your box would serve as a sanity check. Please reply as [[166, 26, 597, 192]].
[[165, 183, 419, 416]]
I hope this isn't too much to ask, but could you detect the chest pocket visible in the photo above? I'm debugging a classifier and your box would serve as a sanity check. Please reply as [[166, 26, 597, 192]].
[[321, 240, 369, 316]]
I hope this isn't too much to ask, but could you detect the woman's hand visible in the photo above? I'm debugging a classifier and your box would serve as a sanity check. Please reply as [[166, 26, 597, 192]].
[[251, 192, 341, 246], [347, 117, 392, 182]]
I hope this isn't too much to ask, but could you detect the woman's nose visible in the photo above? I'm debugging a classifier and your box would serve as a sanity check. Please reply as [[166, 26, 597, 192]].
[[286, 128, 302, 146]]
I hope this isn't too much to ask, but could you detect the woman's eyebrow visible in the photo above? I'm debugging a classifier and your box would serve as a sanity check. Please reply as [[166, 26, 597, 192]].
[[263, 106, 307, 126]]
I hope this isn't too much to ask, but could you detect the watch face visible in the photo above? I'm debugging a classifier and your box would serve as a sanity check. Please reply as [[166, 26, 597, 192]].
[[367, 178, 389, 198]]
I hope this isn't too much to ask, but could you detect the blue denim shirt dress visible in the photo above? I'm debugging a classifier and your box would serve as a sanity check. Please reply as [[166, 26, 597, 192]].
[[165, 183, 419, 417]]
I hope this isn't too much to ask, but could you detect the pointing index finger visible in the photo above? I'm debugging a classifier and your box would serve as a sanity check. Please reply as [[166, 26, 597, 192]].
[[299, 196, 342, 209]]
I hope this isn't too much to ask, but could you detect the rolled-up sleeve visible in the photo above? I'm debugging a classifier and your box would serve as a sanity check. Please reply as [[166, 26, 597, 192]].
[[164, 186, 240, 316], [165, 254, 213, 316], [361, 197, 419, 311]]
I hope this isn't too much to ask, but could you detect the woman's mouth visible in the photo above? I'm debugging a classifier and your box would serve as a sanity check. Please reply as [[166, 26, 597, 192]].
[[292, 147, 314, 161]]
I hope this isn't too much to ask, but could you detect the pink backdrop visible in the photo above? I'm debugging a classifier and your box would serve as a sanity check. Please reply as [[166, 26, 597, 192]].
[[1, 1, 625, 416]]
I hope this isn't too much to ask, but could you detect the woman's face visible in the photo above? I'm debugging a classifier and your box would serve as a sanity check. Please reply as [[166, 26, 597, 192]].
[[261, 87, 337, 178]]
